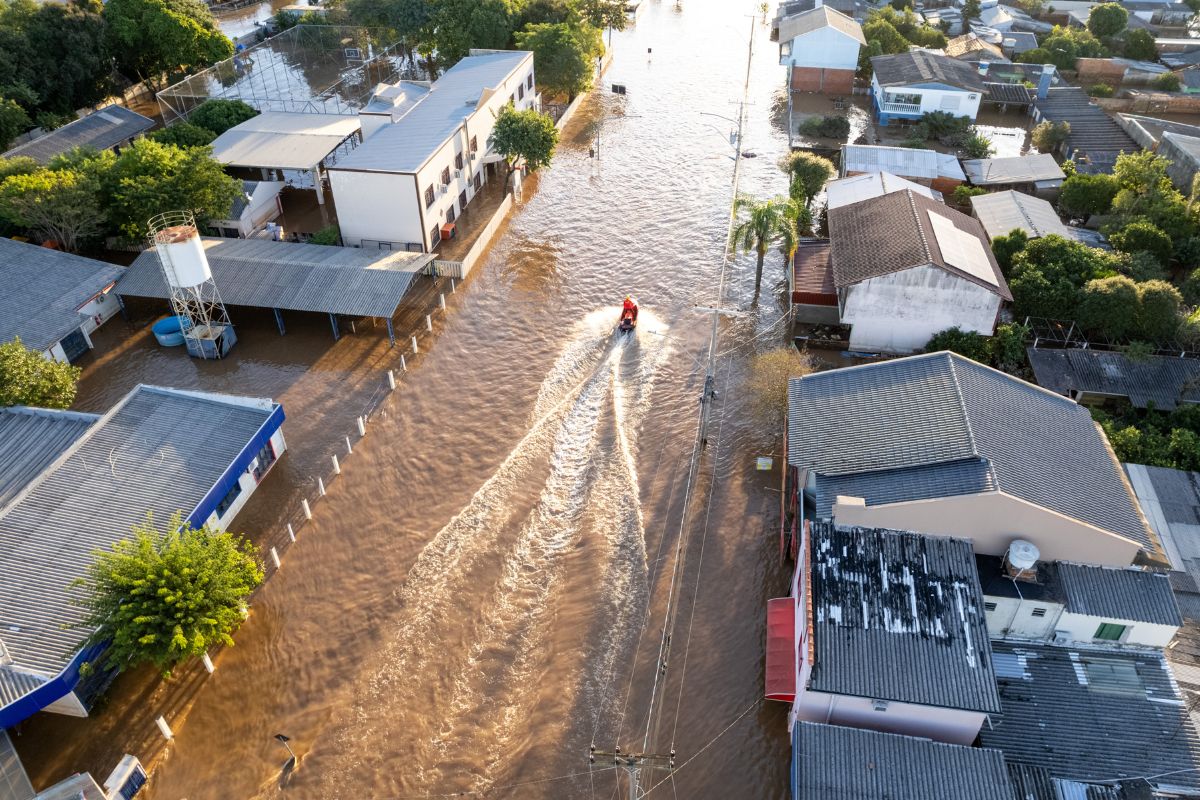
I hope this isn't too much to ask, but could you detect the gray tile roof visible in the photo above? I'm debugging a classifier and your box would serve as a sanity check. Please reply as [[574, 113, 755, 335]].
[[118, 237, 434, 318], [332, 51, 531, 173], [1007, 762, 1058, 800], [777, 5, 865, 44], [827, 189, 1012, 298], [982, 641, 1200, 787], [787, 352, 1156, 550], [808, 521, 1002, 713], [1027, 348, 1200, 411], [0, 385, 278, 698], [1057, 562, 1181, 626], [0, 238, 124, 352], [961, 154, 1066, 186], [792, 722, 1014, 800], [970, 190, 1069, 240], [871, 49, 988, 92], [814, 458, 996, 517], [2, 105, 154, 165], [0, 408, 97, 508]]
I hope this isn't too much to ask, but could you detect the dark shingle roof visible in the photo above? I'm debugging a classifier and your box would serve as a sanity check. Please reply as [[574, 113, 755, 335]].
[[0, 238, 123, 352], [2, 105, 154, 165], [787, 352, 1156, 549], [871, 50, 988, 92], [827, 189, 1012, 298], [792, 722, 1014, 800], [809, 522, 1002, 713], [1057, 562, 1182, 626], [1027, 347, 1200, 411], [982, 641, 1200, 787]]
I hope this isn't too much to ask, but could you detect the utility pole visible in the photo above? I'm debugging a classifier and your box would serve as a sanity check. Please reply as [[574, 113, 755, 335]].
[[615, 16, 756, 800]]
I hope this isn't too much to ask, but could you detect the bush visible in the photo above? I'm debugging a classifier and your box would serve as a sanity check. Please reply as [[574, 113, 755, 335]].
[[991, 228, 1029, 275], [1108, 220, 1173, 266], [1087, 2, 1128, 37], [1086, 83, 1114, 97], [150, 122, 217, 148], [925, 327, 992, 363], [1156, 72, 1182, 92], [1121, 250, 1167, 282], [1058, 172, 1119, 223], [309, 224, 340, 245], [961, 132, 994, 159], [1123, 28, 1157, 61], [1135, 279, 1183, 341], [1031, 120, 1071, 152], [798, 115, 852, 140], [1182, 268, 1200, 306], [188, 99, 258, 136], [1095, 403, 1200, 470], [923, 322, 1030, 373], [1076, 275, 1139, 339], [952, 185, 988, 205]]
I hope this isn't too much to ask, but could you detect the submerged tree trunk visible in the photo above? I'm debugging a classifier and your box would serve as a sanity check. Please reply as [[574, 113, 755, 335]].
[[755, 248, 766, 292]]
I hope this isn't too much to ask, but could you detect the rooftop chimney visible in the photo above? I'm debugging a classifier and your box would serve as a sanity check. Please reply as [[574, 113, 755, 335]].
[[1037, 63, 1055, 101]]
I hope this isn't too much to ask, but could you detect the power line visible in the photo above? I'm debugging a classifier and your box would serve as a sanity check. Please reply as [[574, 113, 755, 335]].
[[640, 699, 762, 798], [388, 766, 621, 799]]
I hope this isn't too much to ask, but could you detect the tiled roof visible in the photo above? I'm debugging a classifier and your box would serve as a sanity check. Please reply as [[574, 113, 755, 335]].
[[814, 458, 996, 517], [2, 105, 153, 164], [1056, 562, 1181, 626], [1027, 347, 1200, 411], [791, 722, 1013, 800], [786, 352, 1156, 549], [827, 189, 1012, 298], [982, 641, 1200, 787], [871, 49, 988, 92], [0, 238, 123, 352], [945, 33, 1006, 60], [777, 5, 866, 45], [792, 239, 836, 297], [808, 522, 1002, 713]]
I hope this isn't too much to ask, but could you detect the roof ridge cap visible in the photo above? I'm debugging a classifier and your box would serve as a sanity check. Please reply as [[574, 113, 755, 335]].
[[907, 190, 934, 264], [945, 354, 984, 463]]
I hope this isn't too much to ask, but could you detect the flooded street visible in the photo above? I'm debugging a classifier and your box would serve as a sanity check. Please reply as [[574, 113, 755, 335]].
[[17, 2, 799, 797]]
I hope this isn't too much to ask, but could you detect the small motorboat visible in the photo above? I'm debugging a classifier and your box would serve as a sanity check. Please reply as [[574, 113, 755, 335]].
[[619, 296, 639, 333]]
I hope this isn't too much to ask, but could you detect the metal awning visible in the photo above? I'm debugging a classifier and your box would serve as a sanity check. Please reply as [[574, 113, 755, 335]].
[[209, 112, 361, 171]]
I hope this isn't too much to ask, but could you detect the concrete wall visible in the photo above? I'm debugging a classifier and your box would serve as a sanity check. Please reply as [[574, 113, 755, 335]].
[[984, 595, 1065, 639], [1054, 610, 1177, 648], [782, 27, 861, 71], [1160, 134, 1200, 193], [330, 170, 426, 250], [793, 690, 987, 746], [840, 265, 1000, 353], [831, 491, 1142, 566]]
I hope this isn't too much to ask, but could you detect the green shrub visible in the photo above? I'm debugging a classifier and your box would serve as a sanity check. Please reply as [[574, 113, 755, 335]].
[[1156, 72, 1182, 92], [798, 115, 852, 139], [1086, 83, 1114, 97], [952, 185, 988, 205], [309, 224, 340, 245]]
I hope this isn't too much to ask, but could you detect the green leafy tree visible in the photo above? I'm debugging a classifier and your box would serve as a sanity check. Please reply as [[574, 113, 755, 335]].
[[0, 167, 105, 252], [104, 0, 233, 88], [779, 151, 835, 208], [1121, 250, 1167, 282], [1008, 234, 1121, 320], [489, 104, 559, 186], [1182, 267, 1200, 306], [0, 155, 39, 181], [0, 337, 81, 408], [962, 132, 994, 159], [953, 185, 988, 206], [577, 0, 627, 31], [732, 195, 793, 293], [1031, 120, 1071, 153], [1156, 72, 1182, 92], [150, 121, 217, 148], [0, 98, 32, 151], [861, 18, 910, 56], [344, 0, 431, 55], [74, 511, 263, 677], [963, 0, 982, 19], [1076, 275, 1139, 339], [857, 38, 884, 79], [19, 3, 113, 116], [103, 139, 240, 239], [1109, 220, 1172, 266], [992, 322, 1031, 373], [515, 22, 602, 100], [1135, 279, 1183, 341], [1123, 28, 1157, 60], [925, 327, 991, 362], [1110, 151, 1198, 240], [991, 229, 1029, 275], [427, 0, 514, 68], [188, 98, 258, 136], [1087, 3, 1128, 37], [1058, 172, 1118, 223]]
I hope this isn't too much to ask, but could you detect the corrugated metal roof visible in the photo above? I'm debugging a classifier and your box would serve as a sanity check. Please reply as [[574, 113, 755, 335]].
[[808, 521, 1002, 713], [117, 237, 434, 318], [982, 641, 1200, 787], [0, 238, 124, 352], [962, 153, 1066, 185], [332, 51, 531, 173], [1008, 762, 1058, 800], [841, 144, 967, 180], [0, 408, 97, 508], [787, 352, 1156, 550], [777, 6, 865, 44], [0, 385, 277, 687], [824, 170, 937, 210], [814, 458, 997, 516], [1027, 348, 1200, 411], [2, 105, 154, 165], [209, 112, 362, 170], [792, 722, 1014, 800], [970, 189, 1070, 240], [1057, 562, 1182, 626]]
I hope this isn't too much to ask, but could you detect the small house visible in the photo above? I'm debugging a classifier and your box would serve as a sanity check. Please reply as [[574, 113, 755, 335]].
[[2, 105, 153, 165], [869, 50, 988, 125], [944, 33, 1008, 62], [208, 180, 285, 238], [777, 6, 865, 94], [961, 153, 1066, 192], [969, 189, 1069, 240], [840, 144, 966, 193]]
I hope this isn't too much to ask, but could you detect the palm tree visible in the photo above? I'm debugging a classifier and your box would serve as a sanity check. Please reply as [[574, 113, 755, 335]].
[[732, 195, 792, 293], [779, 197, 813, 271]]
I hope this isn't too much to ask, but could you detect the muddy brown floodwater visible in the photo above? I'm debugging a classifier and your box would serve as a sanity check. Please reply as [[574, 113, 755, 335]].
[[16, 2, 803, 797]]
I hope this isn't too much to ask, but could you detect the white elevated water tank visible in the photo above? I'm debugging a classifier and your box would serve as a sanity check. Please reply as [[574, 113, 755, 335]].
[[1007, 539, 1040, 570], [152, 224, 211, 289]]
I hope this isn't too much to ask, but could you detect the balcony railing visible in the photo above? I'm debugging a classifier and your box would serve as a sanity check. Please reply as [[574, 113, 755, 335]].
[[880, 101, 922, 115]]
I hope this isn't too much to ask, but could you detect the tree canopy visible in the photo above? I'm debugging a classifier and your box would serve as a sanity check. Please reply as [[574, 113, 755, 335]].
[[1057, 172, 1118, 223], [150, 121, 217, 148], [1007, 234, 1121, 321], [514, 21, 602, 100], [1031, 120, 1071, 153], [0, 337, 81, 408], [186, 98, 258, 136], [103, 0, 233, 88], [74, 511, 263, 677], [1087, 2, 1128, 38], [490, 104, 559, 174], [1123, 28, 1157, 60], [1109, 220, 1173, 266], [427, 0, 514, 67], [779, 151, 835, 207], [0, 167, 105, 252]]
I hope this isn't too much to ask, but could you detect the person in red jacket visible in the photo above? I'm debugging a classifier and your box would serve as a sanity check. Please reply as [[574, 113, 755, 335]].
[[622, 295, 638, 321]]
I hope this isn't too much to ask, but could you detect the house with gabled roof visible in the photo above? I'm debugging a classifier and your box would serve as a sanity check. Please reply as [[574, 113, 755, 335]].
[[825, 188, 1011, 353], [869, 50, 988, 125], [777, 6, 866, 95], [784, 352, 1162, 568]]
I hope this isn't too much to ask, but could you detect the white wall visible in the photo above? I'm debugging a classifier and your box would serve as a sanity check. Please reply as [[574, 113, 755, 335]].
[[793, 690, 987, 746], [984, 595, 1065, 640], [1053, 611, 1178, 648], [841, 265, 1001, 353], [43, 690, 89, 717], [78, 291, 120, 336], [331, 171, 425, 250], [201, 427, 288, 532], [781, 28, 861, 71], [831, 491, 1143, 567], [874, 79, 984, 120]]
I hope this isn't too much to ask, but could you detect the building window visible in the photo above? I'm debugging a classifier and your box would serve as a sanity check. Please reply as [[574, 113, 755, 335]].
[[430, 224, 441, 246], [252, 441, 277, 481], [871, 699, 889, 712], [441, 166, 451, 185], [1031, 607, 1047, 618], [455, 151, 463, 170], [518, 84, 525, 101], [527, 73, 533, 90], [1095, 622, 1127, 641], [446, 205, 456, 223], [984, 602, 997, 612], [888, 91, 921, 106], [473, 172, 482, 191], [424, 185, 434, 208], [216, 481, 243, 518], [470, 135, 478, 153]]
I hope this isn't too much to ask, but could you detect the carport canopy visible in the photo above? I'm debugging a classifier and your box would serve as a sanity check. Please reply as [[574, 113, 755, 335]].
[[209, 112, 362, 171]]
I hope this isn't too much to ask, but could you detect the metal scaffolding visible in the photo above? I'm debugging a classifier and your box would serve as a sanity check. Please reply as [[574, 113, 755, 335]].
[[157, 25, 421, 124]]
